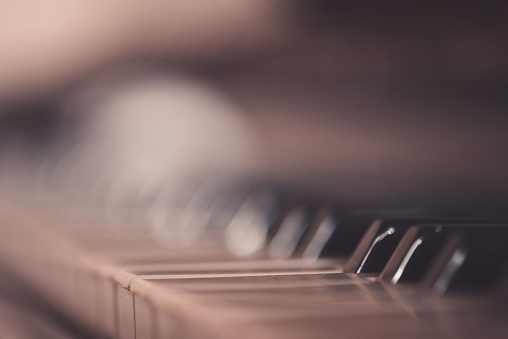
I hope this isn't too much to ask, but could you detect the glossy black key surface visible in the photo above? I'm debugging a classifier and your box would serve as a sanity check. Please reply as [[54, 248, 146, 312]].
[[425, 228, 508, 294], [347, 218, 508, 274], [268, 205, 319, 259], [381, 224, 508, 286], [302, 208, 421, 260], [345, 219, 425, 274]]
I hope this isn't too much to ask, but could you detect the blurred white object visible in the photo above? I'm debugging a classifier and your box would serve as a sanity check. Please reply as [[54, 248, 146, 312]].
[[57, 72, 264, 220]]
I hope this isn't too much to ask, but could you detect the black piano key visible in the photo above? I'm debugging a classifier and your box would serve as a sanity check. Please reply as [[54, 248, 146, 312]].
[[345, 219, 422, 273], [317, 208, 440, 260], [344, 218, 506, 274], [297, 207, 400, 261], [223, 191, 283, 257], [425, 228, 508, 294], [268, 205, 318, 259], [298, 208, 338, 260], [381, 224, 508, 286], [380, 225, 454, 284], [312, 210, 369, 259]]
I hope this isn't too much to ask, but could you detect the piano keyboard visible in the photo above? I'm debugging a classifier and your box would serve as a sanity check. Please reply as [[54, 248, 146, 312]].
[[1, 1, 508, 337], [1, 188, 508, 339]]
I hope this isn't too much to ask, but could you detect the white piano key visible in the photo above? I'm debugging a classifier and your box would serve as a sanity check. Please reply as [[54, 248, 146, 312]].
[[135, 296, 155, 339], [117, 286, 136, 339]]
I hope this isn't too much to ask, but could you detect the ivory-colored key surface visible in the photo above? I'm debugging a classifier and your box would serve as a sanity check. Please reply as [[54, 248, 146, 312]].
[[115, 270, 346, 339], [131, 274, 502, 339], [125, 272, 373, 339]]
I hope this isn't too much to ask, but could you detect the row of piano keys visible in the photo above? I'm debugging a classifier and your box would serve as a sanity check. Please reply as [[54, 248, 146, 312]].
[[0, 187, 508, 339]]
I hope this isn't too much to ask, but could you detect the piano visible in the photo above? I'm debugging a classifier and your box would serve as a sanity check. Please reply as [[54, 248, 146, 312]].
[[0, 2, 508, 338]]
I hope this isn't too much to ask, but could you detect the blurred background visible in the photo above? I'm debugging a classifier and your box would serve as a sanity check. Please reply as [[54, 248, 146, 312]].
[[1, 1, 508, 210]]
